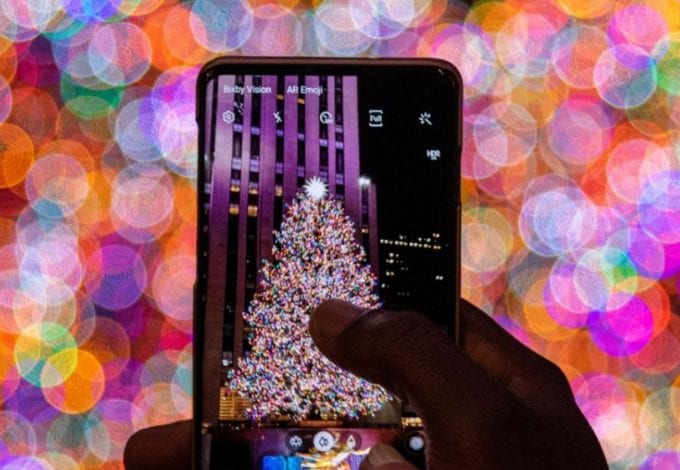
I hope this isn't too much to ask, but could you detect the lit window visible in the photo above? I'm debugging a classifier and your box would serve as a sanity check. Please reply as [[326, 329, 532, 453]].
[[247, 205, 258, 217], [229, 204, 239, 215]]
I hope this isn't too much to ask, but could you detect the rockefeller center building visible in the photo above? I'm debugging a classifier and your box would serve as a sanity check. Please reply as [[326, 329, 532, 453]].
[[202, 74, 379, 369]]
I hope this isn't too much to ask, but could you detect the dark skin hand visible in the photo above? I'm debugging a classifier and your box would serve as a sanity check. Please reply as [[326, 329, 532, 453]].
[[124, 299, 607, 469]]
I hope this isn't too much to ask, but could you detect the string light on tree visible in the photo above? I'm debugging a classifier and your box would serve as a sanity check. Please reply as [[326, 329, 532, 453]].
[[229, 177, 390, 421]]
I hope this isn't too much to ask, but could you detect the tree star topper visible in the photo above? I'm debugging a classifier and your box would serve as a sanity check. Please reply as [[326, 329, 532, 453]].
[[304, 177, 328, 200]]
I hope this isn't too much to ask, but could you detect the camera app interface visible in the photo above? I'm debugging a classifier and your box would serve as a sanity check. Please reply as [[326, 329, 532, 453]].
[[201, 71, 458, 469]]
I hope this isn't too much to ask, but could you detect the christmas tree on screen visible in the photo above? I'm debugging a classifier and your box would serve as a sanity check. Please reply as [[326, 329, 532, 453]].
[[229, 177, 390, 421]]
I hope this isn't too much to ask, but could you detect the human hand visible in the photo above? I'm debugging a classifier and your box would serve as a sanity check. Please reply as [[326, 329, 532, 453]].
[[124, 299, 607, 470], [124, 419, 193, 469], [310, 299, 607, 470]]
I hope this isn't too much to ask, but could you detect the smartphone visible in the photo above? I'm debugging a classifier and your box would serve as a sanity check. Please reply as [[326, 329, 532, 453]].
[[194, 57, 462, 470]]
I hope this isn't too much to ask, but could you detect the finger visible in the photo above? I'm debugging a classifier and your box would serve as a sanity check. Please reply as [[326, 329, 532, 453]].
[[309, 300, 541, 462], [459, 298, 607, 467], [359, 444, 418, 470], [458, 299, 584, 418], [310, 300, 506, 419], [124, 420, 192, 470], [459, 298, 573, 400]]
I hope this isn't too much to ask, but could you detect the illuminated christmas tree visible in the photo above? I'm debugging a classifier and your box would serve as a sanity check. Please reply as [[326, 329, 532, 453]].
[[229, 177, 390, 421]]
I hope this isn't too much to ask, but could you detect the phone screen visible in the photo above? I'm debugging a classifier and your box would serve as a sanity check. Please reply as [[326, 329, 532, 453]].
[[196, 61, 460, 469]]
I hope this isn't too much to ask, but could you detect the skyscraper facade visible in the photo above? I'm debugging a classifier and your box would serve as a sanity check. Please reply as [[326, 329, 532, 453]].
[[202, 74, 378, 368]]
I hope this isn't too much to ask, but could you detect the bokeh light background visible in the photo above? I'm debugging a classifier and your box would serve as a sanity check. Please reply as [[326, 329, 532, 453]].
[[0, 0, 679, 467]]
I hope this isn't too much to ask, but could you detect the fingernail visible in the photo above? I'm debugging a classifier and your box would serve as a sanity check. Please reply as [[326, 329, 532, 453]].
[[365, 444, 409, 468], [311, 299, 371, 341]]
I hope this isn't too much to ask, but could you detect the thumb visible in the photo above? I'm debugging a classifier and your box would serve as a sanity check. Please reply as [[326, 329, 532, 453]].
[[310, 299, 467, 404], [359, 444, 418, 470], [124, 420, 192, 469], [309, 300, 531, 468]]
